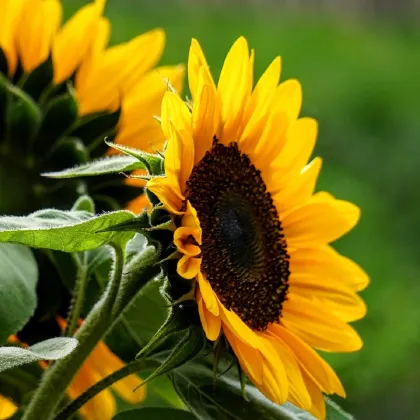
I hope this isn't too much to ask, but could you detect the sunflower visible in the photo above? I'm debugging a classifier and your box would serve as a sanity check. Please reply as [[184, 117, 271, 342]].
[[67, 340, 145, 420], [0, 396, 17, 420], [147, 37, 369, 419], [0, 0, 184, 214]]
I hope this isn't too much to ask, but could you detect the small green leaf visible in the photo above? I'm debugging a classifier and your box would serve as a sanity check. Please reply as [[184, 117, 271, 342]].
[[0, 337, 78, 373], [72, 195, 95, 213], [0, 244, 38, 344], [0, 209, 136, 251], [105, 140, 163, 175], [43, 155, 146, 179], [113, 407, 196, 420]]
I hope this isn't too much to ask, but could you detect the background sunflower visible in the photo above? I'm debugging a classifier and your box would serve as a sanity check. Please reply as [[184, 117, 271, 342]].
[[59, 1, 419, 419]]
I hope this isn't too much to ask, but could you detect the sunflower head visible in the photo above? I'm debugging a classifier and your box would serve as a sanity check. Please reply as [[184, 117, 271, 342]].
[[146, 37, 369, 419], [0, 0, 184, 215]]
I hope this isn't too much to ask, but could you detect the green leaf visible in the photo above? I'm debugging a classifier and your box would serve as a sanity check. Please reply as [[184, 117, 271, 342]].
[[171, 355, 321, 420], [42, 155, 146, 179], [105, 140, 163, 175], [72, 195, 95, 213], [0, 244, 38, 344], [326, 398, 355, 420], [120, 277, 169, 348], [0, 209, 136, 251], [0, 337, 78, 373], [113, 407, 196, 420]]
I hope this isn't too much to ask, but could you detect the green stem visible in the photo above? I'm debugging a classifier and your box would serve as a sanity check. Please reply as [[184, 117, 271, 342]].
[[65, 254, 89, 337], [53, 359, 159, 420], [22, 245, 125, 420]]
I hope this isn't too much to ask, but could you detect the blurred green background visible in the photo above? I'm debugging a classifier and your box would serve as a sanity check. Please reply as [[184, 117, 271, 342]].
[[63, 1, 420, 419]]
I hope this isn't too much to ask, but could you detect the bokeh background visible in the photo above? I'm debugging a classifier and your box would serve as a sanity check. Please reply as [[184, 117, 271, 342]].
[[61, 1, 420, 419]]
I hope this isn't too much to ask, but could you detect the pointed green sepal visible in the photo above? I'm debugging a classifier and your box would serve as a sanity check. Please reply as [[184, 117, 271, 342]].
[[105, 140, 164, 176], [7, 84, 41, 146], [20, 55, 53, 102], [71, 108, 121, 149], [36, 85, 78, 153]]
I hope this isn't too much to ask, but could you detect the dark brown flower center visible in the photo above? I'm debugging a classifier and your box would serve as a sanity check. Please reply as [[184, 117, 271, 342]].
[[186, 139, 290, 330]]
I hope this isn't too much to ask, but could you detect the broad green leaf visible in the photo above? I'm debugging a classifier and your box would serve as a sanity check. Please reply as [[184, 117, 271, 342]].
[[172, 355, 321, 420], [0, 244, 38, 344], [42, 155, 145, 179], [113, 407, 196, 420], [120, 278, 170, 348], [0, 209, 136, 251], [0, 337, 77, 373]]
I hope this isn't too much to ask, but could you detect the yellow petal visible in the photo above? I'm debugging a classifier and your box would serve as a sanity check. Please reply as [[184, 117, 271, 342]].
[[272, 157, 322, 212], [197, 289, 221, 341], [174, 227, 201, 256], [218, 300, 259, 348], [197, 272, 219, 316], [147, 176, 184, 215], [188, 38, 216, 100], [18, 0, 61, 73], [302, 371, 327, 420], [223, 325, 264, 385], [240, 56, 281, 152], [115, 65, 184, 152], [177, 255, 201, 279], [68, 361, 117, 420], [217, 37, 251, 143], [0, 0, 26, 75], [292, 245, 369, 292], [0, 395, 17, 420], [89, 341, 146, 404], [75, 16, 110, 91], [288, 275, 367, 322], [270, 324, 345, 397], [162, 94, 194, 193], [77, 29, 165, 114], [192, 66, 219, 164], [282, 197, 360, 247], [282, 294, 363, 352], [261, 331, 311, 411], [53, 1, 103, 84]]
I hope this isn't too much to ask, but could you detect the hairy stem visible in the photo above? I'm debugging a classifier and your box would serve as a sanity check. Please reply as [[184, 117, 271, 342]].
[[65, 254, 89, 336], [22, 246, 125, 420]]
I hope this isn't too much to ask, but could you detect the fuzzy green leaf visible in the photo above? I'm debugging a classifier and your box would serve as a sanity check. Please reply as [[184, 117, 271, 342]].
[[42, 155, 145, 179], [0, 209, 136, 251], [171, 354, 354, 420], [0, 244, 38, 344], [0, 337, 78, 373]]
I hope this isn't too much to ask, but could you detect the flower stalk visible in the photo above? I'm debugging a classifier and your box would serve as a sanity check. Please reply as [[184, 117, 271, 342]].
[[22, 245, 126, 420]]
